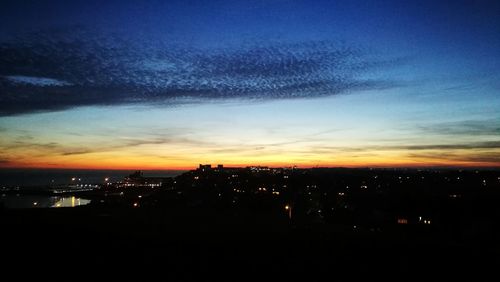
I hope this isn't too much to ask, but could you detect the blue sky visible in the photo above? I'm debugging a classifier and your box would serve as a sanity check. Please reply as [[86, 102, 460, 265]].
[[0, 0, 499, 168]]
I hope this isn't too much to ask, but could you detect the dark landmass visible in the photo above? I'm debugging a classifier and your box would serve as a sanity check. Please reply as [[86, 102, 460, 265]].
[[1, 166, 499, 280]]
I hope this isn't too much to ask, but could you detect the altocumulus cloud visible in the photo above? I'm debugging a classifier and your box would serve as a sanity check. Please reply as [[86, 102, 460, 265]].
[[4, 75, 72, 87], [0, 28, 402, 116]]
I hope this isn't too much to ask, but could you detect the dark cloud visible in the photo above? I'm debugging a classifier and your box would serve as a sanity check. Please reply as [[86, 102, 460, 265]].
[[56, 135, 213, 156], [417, 120, 500, 136], [310, 141, 500, 153], [60, 149, 93, 156], [0, 28, 402, 116], [394, 141, 500, 151], [407, 152, 500, 164], [7, 141, 59, 150]]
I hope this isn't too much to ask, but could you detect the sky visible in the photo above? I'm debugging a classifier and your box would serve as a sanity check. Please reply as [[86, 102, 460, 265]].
[[0, 0, 499, 169]]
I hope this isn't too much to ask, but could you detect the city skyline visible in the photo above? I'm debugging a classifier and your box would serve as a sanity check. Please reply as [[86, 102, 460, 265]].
[[1, 0, 499, 169]]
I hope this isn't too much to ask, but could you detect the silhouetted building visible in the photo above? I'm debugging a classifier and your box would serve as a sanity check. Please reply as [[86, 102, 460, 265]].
[[199, 164, 212, 172]]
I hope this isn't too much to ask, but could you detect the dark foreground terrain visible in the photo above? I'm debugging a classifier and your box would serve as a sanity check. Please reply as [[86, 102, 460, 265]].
[[1, 204, 498, 280], [2, 167, 499, 280]]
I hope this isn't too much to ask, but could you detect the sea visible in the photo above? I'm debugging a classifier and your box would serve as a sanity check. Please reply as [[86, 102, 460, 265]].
[[0, 169, 186, 188]]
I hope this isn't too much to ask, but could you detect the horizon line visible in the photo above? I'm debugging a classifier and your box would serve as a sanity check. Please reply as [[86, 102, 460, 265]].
[[1, 164, 499, 171]]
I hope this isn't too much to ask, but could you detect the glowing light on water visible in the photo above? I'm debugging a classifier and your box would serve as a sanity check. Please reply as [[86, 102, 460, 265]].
[[51, 197, 91, 208]]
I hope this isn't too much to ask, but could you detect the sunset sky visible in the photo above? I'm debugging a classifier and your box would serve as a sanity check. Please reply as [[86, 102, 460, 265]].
[[1, 0, 499, 169]]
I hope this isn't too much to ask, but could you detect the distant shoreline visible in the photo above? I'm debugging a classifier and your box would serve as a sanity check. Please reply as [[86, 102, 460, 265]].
[[0, 169, 186, 187]]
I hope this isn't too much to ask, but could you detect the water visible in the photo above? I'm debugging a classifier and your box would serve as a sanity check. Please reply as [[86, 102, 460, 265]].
[[1, 194, 91, 209], [0, 169, 186, 188]]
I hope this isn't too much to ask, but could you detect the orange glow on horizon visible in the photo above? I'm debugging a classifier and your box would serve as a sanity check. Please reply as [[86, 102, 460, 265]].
[[2, 137, 498, 170]]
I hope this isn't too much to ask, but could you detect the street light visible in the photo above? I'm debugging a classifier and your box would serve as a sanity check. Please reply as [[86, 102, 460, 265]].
[[285, 204, 292, 219]]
